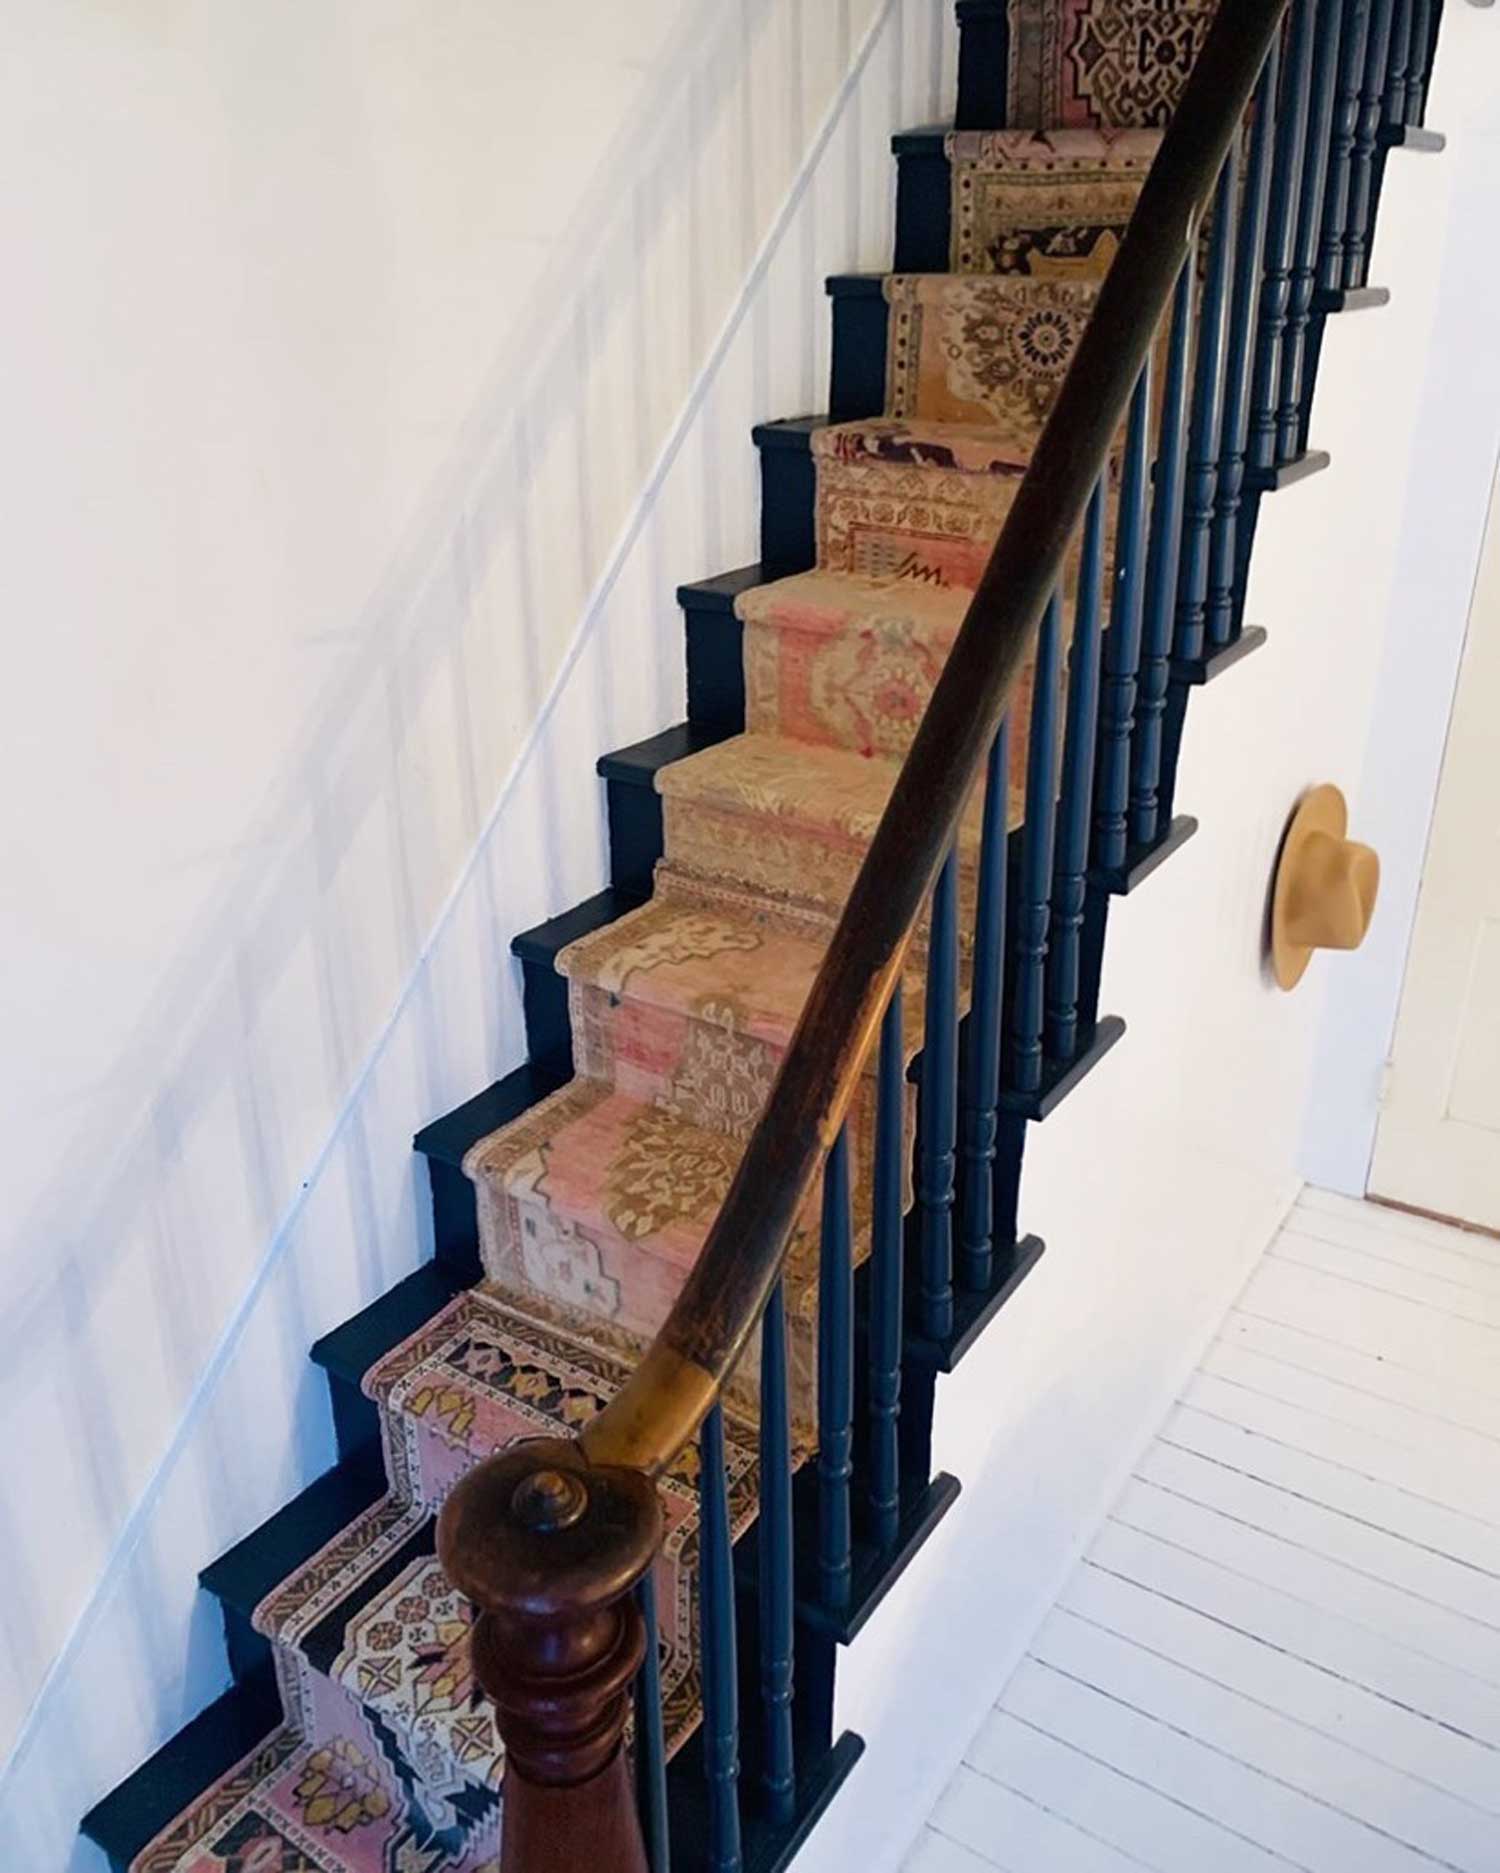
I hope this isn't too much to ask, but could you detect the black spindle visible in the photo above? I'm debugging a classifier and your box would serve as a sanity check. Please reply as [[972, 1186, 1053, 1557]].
[[959, 720, 1010, 1289], [1094, 363, 1154, 866], [918, 851, 960, 1337], [1130, 266, 1195, 847], [635, 1571, 671, 1873], [1318, 0, 1371, 295], [1383, 0, 1415, 126], [1047, 483, 1106, 1058], [757, 1279, 795, 1825], [867, 992, 905, 1548], [1278, 0, 1345, 462], [1208, 44, 1280, 647], [1405, 0, 1433, 122], [1175, 141, 1242, 660], [817, 1127, 854, 1610], [700, 1403, 742, 1873], [1009, 594, 1063, 1093], [1344, 0, 1396, 288], [1248, 0, 1319, 475]]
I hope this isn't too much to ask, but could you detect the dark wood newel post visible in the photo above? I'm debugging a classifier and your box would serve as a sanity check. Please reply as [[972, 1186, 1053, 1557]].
[[437, 1435, 663, 1873]]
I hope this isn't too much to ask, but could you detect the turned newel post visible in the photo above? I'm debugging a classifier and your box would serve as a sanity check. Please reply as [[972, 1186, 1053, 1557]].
[[438, 1436, 663, 1873]]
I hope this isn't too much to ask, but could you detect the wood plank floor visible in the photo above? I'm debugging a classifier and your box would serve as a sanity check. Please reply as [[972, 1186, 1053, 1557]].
[[905, 1189, 1500, 1873]]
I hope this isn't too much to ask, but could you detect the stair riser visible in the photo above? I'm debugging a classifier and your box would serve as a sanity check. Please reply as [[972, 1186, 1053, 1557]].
[[661, 797, 934, 927], [606, 758, 668, 901], [685, 592, 746, 734], [760, 424, 1075, 594], [955, 0, 1009, 132], [893, 140, 953, 273], [758, 425, 819, 579], [828, 278, 889, 423]]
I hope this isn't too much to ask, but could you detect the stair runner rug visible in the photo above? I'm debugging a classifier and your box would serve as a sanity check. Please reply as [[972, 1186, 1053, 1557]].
[[117, 7, 1205, 1865]]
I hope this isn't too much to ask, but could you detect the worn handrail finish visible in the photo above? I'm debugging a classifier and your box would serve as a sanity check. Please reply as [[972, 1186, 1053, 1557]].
[[576, 0, 1290, 1480]]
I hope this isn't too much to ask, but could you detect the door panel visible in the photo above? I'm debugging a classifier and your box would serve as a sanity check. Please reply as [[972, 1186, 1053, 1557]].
[[1371, 459, 1500, 1231]]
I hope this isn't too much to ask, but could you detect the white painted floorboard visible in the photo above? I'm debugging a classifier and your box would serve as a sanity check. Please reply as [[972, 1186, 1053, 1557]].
[[904, 1191, 1500, 1873]]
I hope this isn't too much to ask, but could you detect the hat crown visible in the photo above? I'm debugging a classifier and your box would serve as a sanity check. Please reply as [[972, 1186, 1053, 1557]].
[[1273, 785, 1380, 989]]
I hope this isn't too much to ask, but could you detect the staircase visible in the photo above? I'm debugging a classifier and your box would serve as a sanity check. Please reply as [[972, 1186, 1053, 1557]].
[[82, 1, 1449, 1869]]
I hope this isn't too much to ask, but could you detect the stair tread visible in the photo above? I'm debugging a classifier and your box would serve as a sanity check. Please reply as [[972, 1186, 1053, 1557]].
[[558, 885, 851, 1024], [657, 731, 1004, 848], [310, 1263, 468, 1386], [738, 567, 972, 634], [947, 124, 1165, 164], [201, 1460, 387, 1613], [814, 414, 1034, 478], [659, 731, 900, 833], [464, 1076, 822, 1296], [561, 891, 835, 1032]]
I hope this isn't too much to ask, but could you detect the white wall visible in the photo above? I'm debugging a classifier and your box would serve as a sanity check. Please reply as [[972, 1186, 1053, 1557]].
[[0, 2, 959, 1866], [1300, 58, 1500, 1195], [800, 14, 1500, 1870]]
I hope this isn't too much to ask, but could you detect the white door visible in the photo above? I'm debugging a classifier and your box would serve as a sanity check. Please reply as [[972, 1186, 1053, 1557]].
[[1370, 458, 1500, 1232]]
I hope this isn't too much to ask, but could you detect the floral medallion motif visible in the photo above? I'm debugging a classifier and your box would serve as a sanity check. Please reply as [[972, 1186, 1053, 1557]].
[[885, 276, 1097, 435], [802, 618, 947, 759], [603, 1103, 737, 1239]]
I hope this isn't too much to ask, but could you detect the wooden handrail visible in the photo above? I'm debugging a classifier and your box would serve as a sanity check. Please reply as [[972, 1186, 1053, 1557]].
[[438, 7, 1292, 1863], [578, 0, 1291, 1480]]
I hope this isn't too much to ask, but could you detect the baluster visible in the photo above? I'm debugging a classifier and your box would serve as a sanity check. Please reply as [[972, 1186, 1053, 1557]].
[[1318, 0, 1370, 295], [1094, 362, 1153, 867], [817, 1127, 854, 1610], [1248, 0, 1319, 475], [1278, 0, 1345, 461], [1344, 0, 1396, 288], [918, 852, 959, 1338], [1009, 592, 1063, 1095], [1047, 483, 1106, 1059], [1383, 0, 1414, 125], [867, 992, 905, 1549], [1404, 0, 1433, 122], [635, 1572, 671, 1873], [700, 1403, 743, 1873], [757, 1279, 794, 1826], [1209, 44, 1280, 647], [959, 720, 1010, 1291], [1129, 265, 1194, 848], [1175, 142, 1242, 661]]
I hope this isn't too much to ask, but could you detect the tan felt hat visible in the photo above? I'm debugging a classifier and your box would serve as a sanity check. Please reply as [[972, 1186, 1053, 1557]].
[[1272, 784, 1380, 991]]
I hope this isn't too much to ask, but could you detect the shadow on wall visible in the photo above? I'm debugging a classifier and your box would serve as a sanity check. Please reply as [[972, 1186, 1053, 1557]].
[[0, 0, 962, 1862]]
